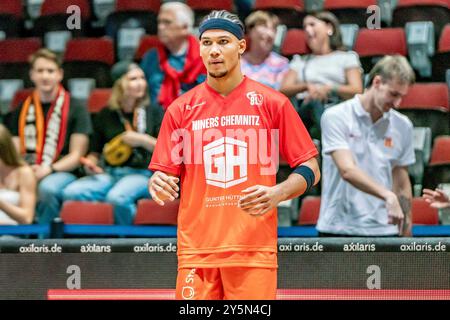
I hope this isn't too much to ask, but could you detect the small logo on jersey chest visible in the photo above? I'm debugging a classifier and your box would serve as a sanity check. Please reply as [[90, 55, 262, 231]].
[[185, 101, 205, 110], [246, 91, 263, 106]]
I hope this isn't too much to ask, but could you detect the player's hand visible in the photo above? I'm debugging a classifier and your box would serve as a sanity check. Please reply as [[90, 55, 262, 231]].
[[385, 192, 404, 227], [422, 188, 450, 209], [148, 171, 179, 206], [238, 185, 283, 216]]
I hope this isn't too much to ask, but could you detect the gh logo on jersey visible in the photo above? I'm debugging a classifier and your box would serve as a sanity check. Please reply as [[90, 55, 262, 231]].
[[246, 91, 263, 106], [203, 137, 247, 189]]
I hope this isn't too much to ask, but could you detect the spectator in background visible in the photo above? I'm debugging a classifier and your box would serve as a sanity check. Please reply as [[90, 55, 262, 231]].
[[422, 188, 450, 209], [5, 49, 92, 224], [140, 1, 206, 122], [317, 55, 416, 237], [280, 11, 363, 139], [241, 11, 289, 90], [63, 63, 157, 225], [0, 124, 36, 225]]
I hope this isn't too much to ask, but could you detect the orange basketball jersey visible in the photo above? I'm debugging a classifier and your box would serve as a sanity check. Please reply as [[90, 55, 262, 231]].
[[150, 77, 317, 269]]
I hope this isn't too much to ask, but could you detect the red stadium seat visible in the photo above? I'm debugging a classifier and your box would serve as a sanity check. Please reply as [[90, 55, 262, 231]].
[[399, 83, 449, 112], [186, 0, 233, 11], [281, 29, 310, 58], [135, 35, 161, 61], [60, 201, 114, 225], [438, 24, 450, 53], [0, 0, 23, 38], [64, 38, 115, 66], [324, 0, 377, 27], [424, 135, 450, 189], [432, 24, 450, 81], [392, 0, 449, 41], [187, 0, 234, 26], [254, 0, 305, 29], [115, 0, 160, 13], [87, 89, 112, 113], [397, 83, 449, 140], [41, 0, 91, 20], [354, 28, 407, 73], [298, 196, 321, 225], [134, 199, 179, 225], [412, 197, 439, 225], [10, 89, 33, 111], [255, 0, 304, 9], [0, 0, 22, 18], [0, 38, 41, 64], [105, 0, 159, 49], [63, 38, 115, 88], [430, 136, 450, 165], [34, 0, 91, 37], [0, 38, 41, 88]]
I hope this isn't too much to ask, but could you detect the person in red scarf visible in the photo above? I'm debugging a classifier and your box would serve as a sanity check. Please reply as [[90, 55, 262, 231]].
[[140, 2, 206, 128], [5, 49, 92, 225]]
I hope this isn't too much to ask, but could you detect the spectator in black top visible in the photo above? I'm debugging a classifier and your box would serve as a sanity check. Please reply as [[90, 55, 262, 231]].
[[5, 49, 92, 224], [62, 63, 157, 225]]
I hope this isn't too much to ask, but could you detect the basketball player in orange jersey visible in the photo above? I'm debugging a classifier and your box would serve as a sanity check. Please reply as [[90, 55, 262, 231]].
[[148, 10, 320, 300]]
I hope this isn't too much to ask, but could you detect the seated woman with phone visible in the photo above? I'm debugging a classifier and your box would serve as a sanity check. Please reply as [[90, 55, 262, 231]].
[[63, 63, 159, 225]]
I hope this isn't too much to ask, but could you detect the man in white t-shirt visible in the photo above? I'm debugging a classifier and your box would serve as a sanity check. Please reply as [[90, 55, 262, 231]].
[[317, 55, 416, 237]]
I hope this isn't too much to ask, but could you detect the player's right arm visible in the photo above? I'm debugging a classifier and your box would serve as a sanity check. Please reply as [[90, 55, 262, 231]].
[[149, 171, 179, 206]]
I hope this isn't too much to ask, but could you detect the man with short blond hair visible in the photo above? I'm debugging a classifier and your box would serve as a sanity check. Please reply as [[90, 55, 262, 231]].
[[317, 55, 416, 237]]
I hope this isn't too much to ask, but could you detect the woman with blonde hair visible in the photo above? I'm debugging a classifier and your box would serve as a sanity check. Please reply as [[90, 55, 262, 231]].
[[62, 63, 159, 225], [0, 124, 36, 225]]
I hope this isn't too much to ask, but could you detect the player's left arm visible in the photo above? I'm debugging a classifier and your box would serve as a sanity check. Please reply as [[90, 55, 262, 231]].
[[239, 157, 320, 216], [392, 165, 413, 237]]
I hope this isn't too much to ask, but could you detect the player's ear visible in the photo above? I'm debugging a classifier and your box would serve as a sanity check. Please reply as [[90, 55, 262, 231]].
[[238, 38, 246, 55]]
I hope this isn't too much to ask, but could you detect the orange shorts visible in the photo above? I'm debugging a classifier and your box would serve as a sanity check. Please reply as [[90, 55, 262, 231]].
[[175, 267, 277, 300]]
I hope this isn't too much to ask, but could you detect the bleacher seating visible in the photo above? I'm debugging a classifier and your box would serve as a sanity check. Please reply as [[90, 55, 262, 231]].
[[324, 0, 377, 28], [134, 199, 179, 225], [432, 24, 450, 82], [297, 196, 321, 225], [33, 0, 92, 37], [412, 197, 439, 225], [423, 136, 450, 189], [0, 0, 23, 38], [87, 88, 112, 114], [0, 38, 42, 88], [254, 0, 305, 29], [105, 0, 159, 49], [397, 82, 449, 141], [409, 127, 432, 196], [135, 35, 161, 61], [354, 28, 408, 74], [392, 0, 450, 42], [187, 0, 234, 26], [60, 201, 115, 225], [63, 38, 115, 89], [280, 28, 309, 59]]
